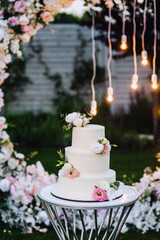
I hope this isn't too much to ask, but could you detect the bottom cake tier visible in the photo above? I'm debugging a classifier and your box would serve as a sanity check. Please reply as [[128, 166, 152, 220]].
[[56, 169, 116, 201]]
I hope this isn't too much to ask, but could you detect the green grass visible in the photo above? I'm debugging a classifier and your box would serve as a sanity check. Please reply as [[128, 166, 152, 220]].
[[0, 148, 159, 239]]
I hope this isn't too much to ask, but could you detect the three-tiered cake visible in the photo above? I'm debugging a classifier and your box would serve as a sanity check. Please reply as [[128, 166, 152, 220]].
[[53, 114, 122, 201]]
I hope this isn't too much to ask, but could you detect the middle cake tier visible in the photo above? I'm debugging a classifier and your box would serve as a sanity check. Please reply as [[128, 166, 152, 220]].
[[65, 146, 110, 177]]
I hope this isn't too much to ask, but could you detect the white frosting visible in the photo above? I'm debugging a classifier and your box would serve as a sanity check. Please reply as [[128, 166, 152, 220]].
[[65, 147, 110, 177], [58, 170, 116, 200], [57, 124, 117, 201], [72, 124, 105, 153]]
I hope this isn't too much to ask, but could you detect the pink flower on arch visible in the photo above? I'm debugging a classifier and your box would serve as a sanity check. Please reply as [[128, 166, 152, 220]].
[[14, 1, 26, 13], [92, 187, 107, 201], [8, 16, 19, 26], [64, 168, 79, 178], [21, 25, 32, 33]]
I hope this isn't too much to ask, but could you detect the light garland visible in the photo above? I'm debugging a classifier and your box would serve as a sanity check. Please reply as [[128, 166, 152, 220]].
[[120, 1, 128, 50], [106, 6, 114, 103], [131, 0, 138, 90], [90, 15, 97, 116], [141, 0, 148, 66], [151, 0, 158, 90]]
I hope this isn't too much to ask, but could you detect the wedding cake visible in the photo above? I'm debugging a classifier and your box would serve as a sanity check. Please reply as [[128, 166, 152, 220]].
[[54, 112, 122, 202]]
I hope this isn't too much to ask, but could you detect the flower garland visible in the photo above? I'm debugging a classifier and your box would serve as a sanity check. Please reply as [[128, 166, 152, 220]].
[[0, 116, 56, 232]]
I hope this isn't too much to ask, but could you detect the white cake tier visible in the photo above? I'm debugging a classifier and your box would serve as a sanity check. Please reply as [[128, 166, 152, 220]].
[[72, 124, 105, 153], [58, 169, 116, 200], [65, 146, 110, 177]]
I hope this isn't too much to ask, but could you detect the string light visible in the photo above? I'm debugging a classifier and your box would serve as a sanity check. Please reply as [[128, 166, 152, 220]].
[[106, 87, 113, 103], [131, 0, 138, 90], [90, 15, 97, 116], [137, 0, 144, 3], [120, 1, 128, 50], [141, 0, 148, 66], [151, 0, 158, 90], [106, 6, 114, 103]]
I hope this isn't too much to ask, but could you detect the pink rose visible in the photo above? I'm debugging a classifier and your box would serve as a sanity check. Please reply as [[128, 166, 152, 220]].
[[102, 144, 110, 154], [21, 25, 32, 33], [27, 164, 36, 175], [8, 16, 19, 26], [156, 187, 160, 198], [40, 11, 53, 23], [64, 168, 79, 178], [14, 1, 26, 13], [92, 187, 107, 201]]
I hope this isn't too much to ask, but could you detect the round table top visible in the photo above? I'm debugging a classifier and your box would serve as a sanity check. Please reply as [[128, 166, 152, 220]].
[[37, 183, 139, 210]]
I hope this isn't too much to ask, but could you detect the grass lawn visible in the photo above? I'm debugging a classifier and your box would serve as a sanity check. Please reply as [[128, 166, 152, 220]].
[[0, 148, 159, 239]]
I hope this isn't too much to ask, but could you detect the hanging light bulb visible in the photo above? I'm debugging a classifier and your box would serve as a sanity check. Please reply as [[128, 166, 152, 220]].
[[131, 74, 138, 90], [90, 100, 97, 116], [120, 34, 128, 50], [151, 74, 158, 90], [141, 50, 148, 66], [106, 87, 113, 103]]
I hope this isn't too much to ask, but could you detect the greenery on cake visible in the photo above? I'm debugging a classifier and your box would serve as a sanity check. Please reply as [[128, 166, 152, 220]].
[[60, 112, 93, 130]]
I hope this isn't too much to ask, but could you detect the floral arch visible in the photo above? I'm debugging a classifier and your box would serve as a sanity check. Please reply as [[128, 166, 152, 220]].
[[0, 0, 160, 234]]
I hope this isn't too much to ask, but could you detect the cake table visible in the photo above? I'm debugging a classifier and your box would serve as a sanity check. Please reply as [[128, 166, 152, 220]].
[[37, 183, 138, 240]]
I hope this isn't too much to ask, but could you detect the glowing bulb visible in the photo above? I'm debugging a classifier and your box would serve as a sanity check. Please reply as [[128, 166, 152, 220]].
[[151, 74, 158, 90], [106, 87, 113, 103], [90, 100, 97, 116], [141, 58, 148, 66], [141, 50, 148, 66], [106, 94, 113, 103], [131, 74, 138, 90], [151, 82, 158, 90], [131, 82, 138, 90], [120, 35, 128, 50]]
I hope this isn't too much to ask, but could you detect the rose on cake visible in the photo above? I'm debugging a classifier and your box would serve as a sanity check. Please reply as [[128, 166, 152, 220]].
[[91, 138, 111, 154], [62, 112, 93, 130], [58, 162, 79, 179], [92, 181, 121, 201]]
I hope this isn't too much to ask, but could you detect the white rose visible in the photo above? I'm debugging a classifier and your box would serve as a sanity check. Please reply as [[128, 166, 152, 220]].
[[10, 39, 20, 54], [38, 211, 48, 222], [19, 15, 29, 25], [58, 169, 64, 177], [0, 27, 5, 41], [17, 50, 22, 57], [65, 112, 80, 123], [0, 116, 6, 124], [4, 54, 11, 64], [19, 33, 30, 42], [153, 169, 160, 180], [15, 153, 24, 159], [0, 178, 10, 192], [63, 163, 72, 171], [0, 152, 7, 163], [0, 130, 9, 143], [91, 142, 104, 154], [99, 181, 110, 191], [73, 118, 83, 127], [8, 158, 19, 170], [107, 187, 116, 201]]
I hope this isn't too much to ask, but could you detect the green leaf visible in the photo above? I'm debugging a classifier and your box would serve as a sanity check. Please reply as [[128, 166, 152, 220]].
[[111, 181, 120, 191], [57, 150, 64, 159], [111, 144, 118, 148]]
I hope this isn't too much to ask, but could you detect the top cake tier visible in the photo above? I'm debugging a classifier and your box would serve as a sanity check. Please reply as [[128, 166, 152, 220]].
[[72, 124, 105, 153]]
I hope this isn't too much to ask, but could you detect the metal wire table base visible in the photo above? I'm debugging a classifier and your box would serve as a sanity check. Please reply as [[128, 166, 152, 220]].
[[38, 184, 138, 240], [42, 202, 134, 240]]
